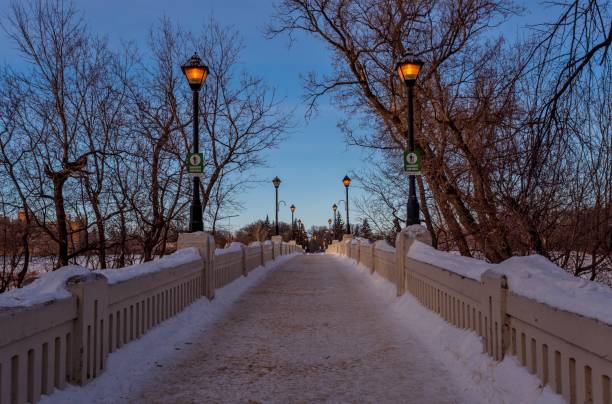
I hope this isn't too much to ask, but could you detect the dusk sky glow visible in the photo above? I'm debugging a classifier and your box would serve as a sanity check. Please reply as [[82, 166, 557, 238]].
[[0, 0, 550, 232]]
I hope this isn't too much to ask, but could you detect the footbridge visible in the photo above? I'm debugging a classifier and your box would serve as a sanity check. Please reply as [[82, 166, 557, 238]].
[[1, 230, 611, 404]]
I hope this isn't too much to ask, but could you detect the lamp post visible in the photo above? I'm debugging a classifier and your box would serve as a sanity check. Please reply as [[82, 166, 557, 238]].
[[328, 218, 332, 244], [342, 175, 351, 234], [332, 203, 337, 240], [290, 204, 296, 238], [272, 176, 281, 235], [181, 53, 209, 232], [397, 54, 423, 226]]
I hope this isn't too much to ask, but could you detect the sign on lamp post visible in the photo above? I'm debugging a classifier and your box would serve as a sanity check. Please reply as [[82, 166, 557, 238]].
[[403, 149, 421, 176], [187, 152, 204, 176]]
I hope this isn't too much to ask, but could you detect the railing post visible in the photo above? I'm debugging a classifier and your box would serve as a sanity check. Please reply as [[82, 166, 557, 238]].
[[271, 235, 282, 260], [289, 240, 296, 255], [177, 232, 215, 300], [66, 272, 109, 385], [481, 269, 509, 361], [260, 243, 265, 266], [342, 234, 352, 258], [395, 231, 410, 296], [370, 244, 376, 274], [396, 225, 433, 296], [240, 244, 248, 277]]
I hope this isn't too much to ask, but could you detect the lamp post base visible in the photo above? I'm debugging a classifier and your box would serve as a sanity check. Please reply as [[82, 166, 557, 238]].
[[189, 177, 204, 232]]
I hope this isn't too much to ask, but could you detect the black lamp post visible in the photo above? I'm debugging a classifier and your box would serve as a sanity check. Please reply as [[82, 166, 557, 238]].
[[181, 53, 209, 232], [290, 204, 296, 238], [332, 203, 338, 240], [272, 176, 281, 235], [343, 175, 351, 234], [397, 54, 423, 226]]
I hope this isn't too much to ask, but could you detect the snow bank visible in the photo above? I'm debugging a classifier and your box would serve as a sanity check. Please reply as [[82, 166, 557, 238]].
[[0, 265, 89, 308], [215, 242, 244, 256], [374, 240, 395, 253], [393, 292, 564, 404], [357, 237, 612, 324], [494, 255, 612, 325], [404, 224, 430, 239], [407, 241, 493, 281], [39, 253, 301, 404], [341, 258, 564, 404], [96, 248, 201, 285], [248, 241, 261, 247]]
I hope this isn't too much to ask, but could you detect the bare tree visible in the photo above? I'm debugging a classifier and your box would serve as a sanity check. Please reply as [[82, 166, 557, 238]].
[[197, 20, 290, 216], [0, 1, 110, 267], [0, 4, 292, 278], [269, 0, 611, 280]]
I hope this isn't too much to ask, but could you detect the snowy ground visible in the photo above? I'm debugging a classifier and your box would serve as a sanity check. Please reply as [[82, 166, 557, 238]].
[[345, 257, 564, 404], [41, 254, 563, 404]]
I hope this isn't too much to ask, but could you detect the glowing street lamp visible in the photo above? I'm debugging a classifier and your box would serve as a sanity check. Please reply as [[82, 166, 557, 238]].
[[182, 53, 209, 91], [332, 203, 338, 240], [272, 176, 281, 236], [181, 53, 209, 232], [290, 204, 296, 238], [343, 175, 351, 234], [396, 55, 423, 86], [396, 54, 423, 226]]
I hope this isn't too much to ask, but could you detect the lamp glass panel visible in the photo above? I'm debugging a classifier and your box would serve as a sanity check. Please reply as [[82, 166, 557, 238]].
[[397, 63, 421, 81], [184, 66, 207, 85]]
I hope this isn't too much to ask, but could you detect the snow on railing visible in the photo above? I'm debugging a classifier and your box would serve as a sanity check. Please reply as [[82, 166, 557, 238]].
[[0, 234, 302, 404], [407, 240, 492, 281], [0, 265, 89, 308], [328, 229, 612, 404], [213, 243, 244, 289], [97, 248, 201, 285]]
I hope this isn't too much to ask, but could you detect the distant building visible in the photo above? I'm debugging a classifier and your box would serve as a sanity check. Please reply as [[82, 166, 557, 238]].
[[8, 212, 88, 256]]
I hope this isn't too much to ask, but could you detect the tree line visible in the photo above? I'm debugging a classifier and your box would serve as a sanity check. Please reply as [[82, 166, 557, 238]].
[[268, 0, 611, 282], [0, 1, 290, 290]]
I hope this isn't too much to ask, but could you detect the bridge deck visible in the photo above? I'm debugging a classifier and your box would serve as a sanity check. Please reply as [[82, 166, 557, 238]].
[[118, 254, 464, 403]]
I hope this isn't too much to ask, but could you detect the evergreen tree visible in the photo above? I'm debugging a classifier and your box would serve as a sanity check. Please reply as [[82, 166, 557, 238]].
[[334, 211, 344, 239], [264, 215, 272, 239], [360, 218, 373, 241]]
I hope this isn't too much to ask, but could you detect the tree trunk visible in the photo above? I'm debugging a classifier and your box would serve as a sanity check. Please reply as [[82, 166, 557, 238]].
[[16, 221, 30, 287], [117, 206, 127, 268], [92, 201, 107, 269], [53, 178, 70, 268], [417, 176, 437, 248]]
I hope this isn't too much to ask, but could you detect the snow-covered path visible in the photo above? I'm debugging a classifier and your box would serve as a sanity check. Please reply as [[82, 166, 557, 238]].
[[118, 254, 466, 403], [42, 253, 561, 404]]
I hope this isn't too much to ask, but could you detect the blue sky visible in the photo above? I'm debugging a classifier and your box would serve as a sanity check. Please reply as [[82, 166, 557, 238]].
[[0, 0, 550, 232]]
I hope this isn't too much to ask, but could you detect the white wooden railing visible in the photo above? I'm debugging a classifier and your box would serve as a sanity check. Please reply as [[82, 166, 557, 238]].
[[0, 233, 302, 404], [328, 230, 612, 404]]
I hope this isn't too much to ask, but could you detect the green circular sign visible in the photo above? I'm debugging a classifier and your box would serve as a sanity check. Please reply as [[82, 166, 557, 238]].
[[189, 154, 202, 166], [405, 152, 418, 164]]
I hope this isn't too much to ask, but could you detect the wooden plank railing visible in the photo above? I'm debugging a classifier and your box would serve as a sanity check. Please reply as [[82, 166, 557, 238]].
[[328, 232, 612, 404], [0, 234, 302, 404]]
